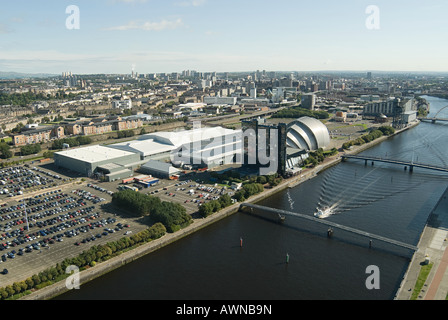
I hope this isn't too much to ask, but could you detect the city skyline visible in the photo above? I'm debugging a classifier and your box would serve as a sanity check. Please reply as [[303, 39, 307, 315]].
[[1, 0, 447, 74]]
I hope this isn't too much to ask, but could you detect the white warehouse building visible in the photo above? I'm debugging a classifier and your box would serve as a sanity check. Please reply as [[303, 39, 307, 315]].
[[54, 126, 242, 180], [108, 126, 243, 169]]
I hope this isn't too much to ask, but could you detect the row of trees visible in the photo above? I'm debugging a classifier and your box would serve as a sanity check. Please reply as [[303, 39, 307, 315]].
[[150, 202, 192, 232], [0, 223, 166, 300], [272, 107, 329, 120], [198, 194, 233, 218], [1, 142, 43, 159], [112, 190, 192, 233], [245, 174, 283, 187], [1, 140, 54, 160], [209, 170, 243, 184], [0, 92, 50, 107], [51, 136, 92, 150], [112, 189, 162, 216], [0, 91, 80, 107], [20, 144, 41, 156], [303, 147, 338, 168], [378, 126, 396, 136], [233, 183, 265, 202], [342, 126, 395, 150], [116, 130, 135, 139]]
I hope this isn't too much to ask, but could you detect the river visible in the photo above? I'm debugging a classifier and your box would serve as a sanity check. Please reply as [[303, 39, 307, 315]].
[[57, 95, 448, 300]]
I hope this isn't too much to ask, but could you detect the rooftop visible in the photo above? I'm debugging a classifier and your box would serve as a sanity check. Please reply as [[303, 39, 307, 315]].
[[55, 145, 137, 164]]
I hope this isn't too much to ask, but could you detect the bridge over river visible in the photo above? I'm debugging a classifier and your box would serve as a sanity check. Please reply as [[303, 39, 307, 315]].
[[240, 203, 418, 251], [420, 118, 448, 123], [420, 104, 448, 123], [341, 155, 448, 173]]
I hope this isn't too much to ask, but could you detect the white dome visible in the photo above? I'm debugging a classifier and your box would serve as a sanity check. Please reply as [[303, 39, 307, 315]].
[[286, 117, 330, 151]]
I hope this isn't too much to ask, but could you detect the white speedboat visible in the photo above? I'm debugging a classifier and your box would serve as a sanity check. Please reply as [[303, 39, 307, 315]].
[[314, 206, 332, 219]]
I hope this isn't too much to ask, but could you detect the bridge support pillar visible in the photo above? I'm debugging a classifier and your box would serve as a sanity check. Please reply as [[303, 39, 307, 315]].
[[364, 160, 367, 166], [409, 165, 414, 173]]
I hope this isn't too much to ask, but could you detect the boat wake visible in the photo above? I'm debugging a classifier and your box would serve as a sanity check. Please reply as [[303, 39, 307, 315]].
[[287, 190, 295, 210], [314, 204, 337, 219], [316, 165, 426, 219]]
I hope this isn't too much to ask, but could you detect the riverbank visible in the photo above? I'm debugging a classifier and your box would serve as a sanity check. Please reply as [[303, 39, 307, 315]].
[[395, 184, 448, 300], [21, 121, 420, 300]]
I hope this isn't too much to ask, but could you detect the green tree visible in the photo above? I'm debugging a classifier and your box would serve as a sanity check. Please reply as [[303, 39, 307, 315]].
[[0, 143, 12, 159], [25, 278, 34, 290], [0, 288, 8, 299], [5, 285, 14, 298], [20, 143, 41, 156], [219, 194, 233, 207], [199, 202, 214, 217], [378, 126, 395, 136]]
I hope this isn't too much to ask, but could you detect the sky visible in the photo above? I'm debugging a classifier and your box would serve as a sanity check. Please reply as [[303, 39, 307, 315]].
[[0, 0, 447, 74]]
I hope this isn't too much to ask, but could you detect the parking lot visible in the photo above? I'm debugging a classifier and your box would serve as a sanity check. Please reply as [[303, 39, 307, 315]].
[[0, 176, 148, 287], [97, 173, 237, 216], [0, 161, 239, 287], [146, 180, 236, 215], [0, 165, 68, 200]]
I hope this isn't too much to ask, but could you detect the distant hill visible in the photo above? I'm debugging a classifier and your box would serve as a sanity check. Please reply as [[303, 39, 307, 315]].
[[0, 71, 57, 79]]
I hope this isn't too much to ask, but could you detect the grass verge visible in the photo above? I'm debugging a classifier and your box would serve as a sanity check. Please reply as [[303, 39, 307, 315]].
[[411, 262, 433, 300]]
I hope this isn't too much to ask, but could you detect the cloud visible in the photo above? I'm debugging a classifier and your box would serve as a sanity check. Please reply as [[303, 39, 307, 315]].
[[104, 18, 184, 31], [0, 23, 13, 34], [10, 17, 23, 23], [112, 0, 149, 3], [175, 0, 207, 7]]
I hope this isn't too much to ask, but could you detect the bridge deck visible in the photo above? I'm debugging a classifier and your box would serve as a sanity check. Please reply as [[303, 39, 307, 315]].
[[342, 155, 448, 173], [241, 203, 418, 251], [420, 118, 448, 122]]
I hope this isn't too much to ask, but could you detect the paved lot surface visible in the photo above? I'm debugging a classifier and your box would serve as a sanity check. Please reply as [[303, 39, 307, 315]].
[[0, 162, 236, 288], [0, 181, 147, 288]]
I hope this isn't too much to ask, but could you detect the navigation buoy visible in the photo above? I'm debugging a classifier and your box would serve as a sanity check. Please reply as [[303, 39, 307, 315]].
[[286, 253, 289, 264], [240, 237, 243, 248]]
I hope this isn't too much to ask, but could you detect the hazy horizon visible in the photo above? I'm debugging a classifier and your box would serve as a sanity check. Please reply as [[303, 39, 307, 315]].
[[1, 1, 447, 75]]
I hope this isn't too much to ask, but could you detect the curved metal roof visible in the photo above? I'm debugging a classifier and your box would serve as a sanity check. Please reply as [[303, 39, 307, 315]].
[[286, 117, 330, 151]]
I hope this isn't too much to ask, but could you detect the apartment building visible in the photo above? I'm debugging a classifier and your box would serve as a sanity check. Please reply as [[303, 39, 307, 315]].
[[63, 116, 143, 136], [12, 116, 143, 145], [12, 126, 65, 146]]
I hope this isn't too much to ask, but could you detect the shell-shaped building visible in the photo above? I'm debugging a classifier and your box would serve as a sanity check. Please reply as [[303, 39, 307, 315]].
[[286, 117, 330, 151]]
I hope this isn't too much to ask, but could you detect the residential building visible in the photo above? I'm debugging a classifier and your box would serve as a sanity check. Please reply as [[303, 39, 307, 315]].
[[112, 99, 132, 109], [203, 96, 237, 105], [12, 126, 65, 146]]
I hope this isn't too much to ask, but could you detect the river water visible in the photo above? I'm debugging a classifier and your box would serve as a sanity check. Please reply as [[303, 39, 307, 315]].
[[58, 96, 448, 300]]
